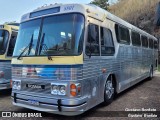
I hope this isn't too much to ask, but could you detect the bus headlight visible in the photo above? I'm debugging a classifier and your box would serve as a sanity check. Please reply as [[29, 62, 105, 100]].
[[59, 85, 66, 95], [51, 85, 58, 95], [51, 83, 67, 95], [12, 80, 21, 90]]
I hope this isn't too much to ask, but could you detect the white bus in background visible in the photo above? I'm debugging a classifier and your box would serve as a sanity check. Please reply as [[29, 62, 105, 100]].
[[11, 4, 158, 116]]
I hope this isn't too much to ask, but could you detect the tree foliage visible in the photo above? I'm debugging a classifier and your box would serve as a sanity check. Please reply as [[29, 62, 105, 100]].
[[90, 0, 109, 10]]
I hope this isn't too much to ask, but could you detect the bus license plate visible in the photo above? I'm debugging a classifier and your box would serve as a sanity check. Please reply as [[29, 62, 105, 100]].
[[28, 99, 40, 106]]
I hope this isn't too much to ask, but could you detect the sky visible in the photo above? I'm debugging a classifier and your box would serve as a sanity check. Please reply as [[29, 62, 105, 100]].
[[0, 0, 117, 24]]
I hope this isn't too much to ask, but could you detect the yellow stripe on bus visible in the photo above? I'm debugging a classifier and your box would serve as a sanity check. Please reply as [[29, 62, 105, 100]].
[[12, 54, 83, 65]]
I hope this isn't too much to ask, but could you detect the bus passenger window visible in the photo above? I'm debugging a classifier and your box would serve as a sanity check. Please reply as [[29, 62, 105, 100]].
[[131, 31, 141, 46], [149, 39, 154, 49], [7, 31, 18, 56], [141, 35, 148, 48], [154, 40, 158, 50], [100, 27, 115, 56], [115, 24, 130, 45], [86, 24, 100, 56]]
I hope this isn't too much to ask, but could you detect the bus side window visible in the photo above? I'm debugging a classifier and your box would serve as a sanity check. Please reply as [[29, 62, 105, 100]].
[[149, 38, 154, 49], [154, 40, 158, 50], [115, 24, 130, 45], [141, 35, 148, 48], [86, 24, 100, 56], [131, 31, 141, 46], [7, 31, 18, 56], [100, 27, 115, 56]]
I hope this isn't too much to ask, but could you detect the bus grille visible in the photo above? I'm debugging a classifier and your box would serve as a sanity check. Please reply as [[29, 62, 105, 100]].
[[12, 65, 83, 95], [12, 66, 83, 81]]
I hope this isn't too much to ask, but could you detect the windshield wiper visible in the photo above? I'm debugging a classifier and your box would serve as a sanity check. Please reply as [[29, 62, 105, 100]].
[[17, 34, 33, 60], [39, 33, 52, 61]]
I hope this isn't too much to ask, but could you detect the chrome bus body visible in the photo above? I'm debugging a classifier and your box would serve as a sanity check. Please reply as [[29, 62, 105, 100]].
[[0, 24, 19, 90], [11, 4, 158, 115]]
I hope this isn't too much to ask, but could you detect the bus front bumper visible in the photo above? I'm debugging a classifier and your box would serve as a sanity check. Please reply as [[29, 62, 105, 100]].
[[11, 92, 88, 116], [0, 80, 11, 90]]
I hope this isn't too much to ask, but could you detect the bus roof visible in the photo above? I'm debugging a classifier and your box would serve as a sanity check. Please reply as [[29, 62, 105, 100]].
[[0, 23, 19, 31], [21, 3, 157, 40]]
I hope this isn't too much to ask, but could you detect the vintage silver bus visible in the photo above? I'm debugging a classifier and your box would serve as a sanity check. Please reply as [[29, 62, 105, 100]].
[[0, 23, 19, 90], [11, 4, 158, 115]]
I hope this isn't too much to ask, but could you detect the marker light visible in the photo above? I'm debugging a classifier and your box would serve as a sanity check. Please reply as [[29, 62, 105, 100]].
[[70, 84, 76, 96], [70, 83, 81, 97]]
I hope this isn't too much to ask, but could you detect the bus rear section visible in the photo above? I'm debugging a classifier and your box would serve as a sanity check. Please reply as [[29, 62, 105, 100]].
[[0, 23, 19, 90]]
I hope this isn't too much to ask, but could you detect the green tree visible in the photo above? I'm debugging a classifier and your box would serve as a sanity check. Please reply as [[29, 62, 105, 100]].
[[90, 0, 109, 10]]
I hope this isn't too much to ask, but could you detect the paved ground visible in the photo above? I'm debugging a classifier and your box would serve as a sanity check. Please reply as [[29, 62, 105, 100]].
[[0, 72, 160, 120]]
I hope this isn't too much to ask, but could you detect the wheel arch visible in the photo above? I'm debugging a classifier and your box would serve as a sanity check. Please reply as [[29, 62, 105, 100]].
[[104, 73, 118, 94]]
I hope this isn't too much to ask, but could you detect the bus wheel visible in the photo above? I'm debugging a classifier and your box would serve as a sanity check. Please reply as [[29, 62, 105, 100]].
[[148, 66, 153, 80], [104, 76, 115, 105]]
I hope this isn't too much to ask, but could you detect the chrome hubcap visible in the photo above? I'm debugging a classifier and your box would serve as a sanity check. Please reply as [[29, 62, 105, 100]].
[[105, 79, 114, 99]]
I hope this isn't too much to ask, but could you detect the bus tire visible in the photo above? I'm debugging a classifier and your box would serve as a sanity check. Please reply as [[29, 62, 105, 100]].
[[148, 66, 153, 80], [103, 75, 115, 105]]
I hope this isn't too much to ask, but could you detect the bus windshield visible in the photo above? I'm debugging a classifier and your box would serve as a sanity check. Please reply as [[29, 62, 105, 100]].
[[13, 13, 84, 57], [0, 30, 9, 55]]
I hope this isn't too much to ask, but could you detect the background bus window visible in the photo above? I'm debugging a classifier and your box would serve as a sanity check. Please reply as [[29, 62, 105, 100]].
[[7, 31, 18, 56], [100, 27, 115, 56], [131, 31, 141, 46], [86, 24, 100, 56], [154, 40, 158, 50], [115, 24, 130, 45], [141, 35, 148, 48], [149, 39, 154, 49], [0, 30, 9, 55]]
